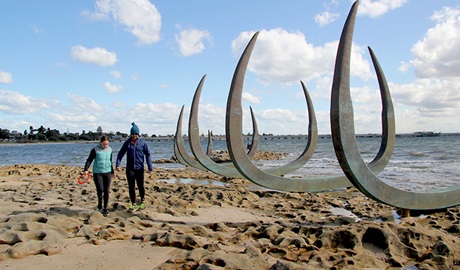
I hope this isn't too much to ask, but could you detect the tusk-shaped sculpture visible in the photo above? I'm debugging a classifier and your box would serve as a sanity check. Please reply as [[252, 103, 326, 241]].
[[330, 0, 460, 210], [173, 132, 190, 167], [174, 105, 208, 170], [174, 100, 260, 171], [188, 74, 258, 177], [189, 74, 318, 178], [225, 29, 396, 192]]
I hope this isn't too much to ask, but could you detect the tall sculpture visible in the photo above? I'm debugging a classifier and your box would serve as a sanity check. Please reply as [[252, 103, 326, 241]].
[[174, 100, 260, 170], [330, 0, 460, 210], [224, 30, 395, 192], [188, 74, 318, 178], [173, 0, 460, 210]]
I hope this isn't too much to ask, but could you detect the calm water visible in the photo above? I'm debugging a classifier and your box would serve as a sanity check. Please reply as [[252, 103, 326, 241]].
[[1, 135, 459, 191]]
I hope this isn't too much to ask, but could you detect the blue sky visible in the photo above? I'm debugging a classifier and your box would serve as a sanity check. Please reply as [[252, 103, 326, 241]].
[[1, 0, 459, 136]]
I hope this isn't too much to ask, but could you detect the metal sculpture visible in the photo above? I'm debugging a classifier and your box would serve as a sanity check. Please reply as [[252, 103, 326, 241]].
[[174, 105, 208, 169], [173, 0, 459, 210], [188, 74, 318, 178], [173, 135, 190, 167], [173, 101, 260, 170], [206, 130, 213, 157], [224, 28, 396, 192], [330, 0, 460, 210]]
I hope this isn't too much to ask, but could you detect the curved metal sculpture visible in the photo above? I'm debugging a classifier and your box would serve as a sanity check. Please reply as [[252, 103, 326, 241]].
[[174, 105, 208, 169], [173, 134, 190, 167], [174, 102, 260, 170], [189, 74, 318, 178], [225, 29, 396, 192], [330, 0, 460, 210]]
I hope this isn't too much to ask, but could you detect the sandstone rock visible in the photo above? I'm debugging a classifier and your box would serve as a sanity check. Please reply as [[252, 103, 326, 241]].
[[199, 249, 271, 270]]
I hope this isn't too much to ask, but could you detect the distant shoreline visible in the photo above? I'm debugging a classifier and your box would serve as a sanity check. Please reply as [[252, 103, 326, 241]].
[[0, 140, 99, 146], [2, 132, 459, 146]]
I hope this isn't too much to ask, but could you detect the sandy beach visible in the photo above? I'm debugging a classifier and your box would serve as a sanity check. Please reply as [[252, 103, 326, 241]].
[[0, 164, 459, 269]]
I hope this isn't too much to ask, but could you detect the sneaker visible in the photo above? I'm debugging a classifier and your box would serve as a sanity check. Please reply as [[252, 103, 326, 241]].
[[102, 208, 109, 217], [137, 202, 145, 210], [128, 204, 138, 212]]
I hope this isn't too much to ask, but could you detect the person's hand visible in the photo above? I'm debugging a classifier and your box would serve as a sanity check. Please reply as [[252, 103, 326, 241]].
[[83, 170, 88, 175], [116, 167, 120, 172], [147, 170, 153, 174]]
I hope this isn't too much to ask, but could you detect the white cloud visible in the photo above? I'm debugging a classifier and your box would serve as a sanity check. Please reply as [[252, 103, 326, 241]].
[[71, 45, 118, 67], [357, 0, 408, 18], [30, 24, 43, 34], [84, 0, 162, 45], [0, 89, 57, 114], [231, 29, 371, 85], [112, 101, 125, 108], [253, 108, 310, 135], [103, 81, 123, 93], [124, 102, 183, 135], [314, 11, 339, 27], [188, 103, 227, 135], [242, 92, 261, 104], [398, 61, 410, 73], [392, 78, 460, 110], [175, 27, 212, 57], [110, 70, 121, 78], [411, 6, 460, 79], [67, 93, 104, 112], [45, 97, 113, 131], [0, 71, 13, 84]]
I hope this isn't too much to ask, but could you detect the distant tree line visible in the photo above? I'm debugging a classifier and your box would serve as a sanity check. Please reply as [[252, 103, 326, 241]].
[[0, 125, 158, 143]]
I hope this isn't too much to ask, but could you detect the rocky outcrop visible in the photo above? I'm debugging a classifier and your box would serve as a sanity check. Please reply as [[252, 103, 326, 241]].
[[0, 164, 459, 269]]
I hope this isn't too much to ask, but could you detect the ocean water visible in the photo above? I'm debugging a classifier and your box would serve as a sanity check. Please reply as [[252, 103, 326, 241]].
[[1, 135, 459, 192]]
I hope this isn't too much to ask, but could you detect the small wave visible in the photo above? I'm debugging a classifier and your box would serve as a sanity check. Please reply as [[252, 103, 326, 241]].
[[408, 151, 427, 157], [435, 155, 454, 161]]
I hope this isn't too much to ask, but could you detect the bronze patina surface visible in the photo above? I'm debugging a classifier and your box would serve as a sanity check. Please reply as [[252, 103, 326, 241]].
[[188, 74, 318, 178], [330, 1, 460, 210], [174, 105, 207, 170], [174, 96, 260, 171], [225, 29, 395, 192]]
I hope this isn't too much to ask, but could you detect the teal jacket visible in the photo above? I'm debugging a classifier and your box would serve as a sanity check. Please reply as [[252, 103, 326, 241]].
[[84, 144, 114, 174]]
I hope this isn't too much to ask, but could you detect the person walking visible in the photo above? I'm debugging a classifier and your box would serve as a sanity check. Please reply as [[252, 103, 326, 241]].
[[84, 135, 115, 217], [116, 122, 153, 212]]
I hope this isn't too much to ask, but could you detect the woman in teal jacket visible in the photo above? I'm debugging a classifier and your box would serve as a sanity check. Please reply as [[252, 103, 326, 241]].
[[84, 135, 115, 217]]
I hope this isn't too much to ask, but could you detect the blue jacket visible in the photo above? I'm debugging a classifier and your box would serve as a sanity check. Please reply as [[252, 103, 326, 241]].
[[116, 137, 153, 171], [84, 144, 114, 174]]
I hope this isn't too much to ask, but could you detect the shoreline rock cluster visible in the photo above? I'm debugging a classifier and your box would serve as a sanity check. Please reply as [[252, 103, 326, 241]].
[[0, 164, 459, 269]]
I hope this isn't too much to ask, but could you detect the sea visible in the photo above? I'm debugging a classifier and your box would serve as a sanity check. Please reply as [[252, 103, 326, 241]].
[[1, 134, 459, 192]]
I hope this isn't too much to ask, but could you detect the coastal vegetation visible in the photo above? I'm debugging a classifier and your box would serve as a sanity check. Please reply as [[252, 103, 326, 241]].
[[0, 125, 157, 143]]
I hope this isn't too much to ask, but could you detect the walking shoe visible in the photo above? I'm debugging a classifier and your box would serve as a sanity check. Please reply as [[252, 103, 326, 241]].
[[137, 202, 145, 211], [102, 208, 109, 217], [128, 204, 138, 212]]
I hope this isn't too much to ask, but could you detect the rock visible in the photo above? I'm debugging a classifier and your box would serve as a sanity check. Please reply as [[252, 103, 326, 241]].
[[76, 224, 96, 239], [199, 250, 272, 270], [96, 227, 130, 241], [0, 231, 23, 245]]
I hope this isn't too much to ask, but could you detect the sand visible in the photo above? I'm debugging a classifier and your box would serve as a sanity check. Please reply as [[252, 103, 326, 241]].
[[0, 164, 459, 269]]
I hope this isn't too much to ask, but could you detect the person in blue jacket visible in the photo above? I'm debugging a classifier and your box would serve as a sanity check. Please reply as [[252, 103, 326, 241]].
[[116, 122, 153, 211], [84, 135, 115, 217]]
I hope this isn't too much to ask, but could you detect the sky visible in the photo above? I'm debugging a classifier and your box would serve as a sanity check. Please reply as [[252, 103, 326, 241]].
[[0, 0, 459, 136]]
